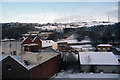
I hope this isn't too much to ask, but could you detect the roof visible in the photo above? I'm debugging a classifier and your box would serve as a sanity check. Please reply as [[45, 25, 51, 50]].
[[22, 51, 60, 69], [115, 55, 120, 59], [53, 72, 120, 79], [41, 47, 59, 53], [97, 44, 112, 47], [79, 52, 119, 65], [32, 36, 41, 43], [116, 48, 120, 51], [70, 44, 92, 49], [22, 37, 32, 44], [28, 43, 38, 46], [23, 43, 38, 46], [1, 51, 60, 70], [42, 40, 54, 48], [0, 55, 8, 61], [79, 39, 91, 43], [0, 55, 28, 69], [57, 39, 78, 44]]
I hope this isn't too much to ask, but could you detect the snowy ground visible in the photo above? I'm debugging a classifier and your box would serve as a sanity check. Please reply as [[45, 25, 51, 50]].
[[51, 70, 120, 80]]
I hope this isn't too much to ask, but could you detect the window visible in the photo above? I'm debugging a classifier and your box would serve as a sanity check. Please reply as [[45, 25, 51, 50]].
[[112, 70, 116, 73], [7, 64, 12, 71], [99, 69, 103, 73], [13, 51, 16, 55]]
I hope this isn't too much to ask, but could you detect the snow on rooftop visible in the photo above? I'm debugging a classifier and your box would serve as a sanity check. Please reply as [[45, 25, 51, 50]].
[[28, 43, 38, 46], [70, 44, 92, 49], [23, 43, 38, 46], [115, 55, 120, 59], [116, 48, 120, 52], [0, 55, 8, 61], [70, 44, 95, 51], [79, 52, 119, 65], [52, 71, 120, 79], [97, 44, 112, 47], [1, 50, 59, 70], [22, 51, 59, 69], [57, 39, 78, 44], [42, 40, 54, 48], [79, 39, 91, 43]]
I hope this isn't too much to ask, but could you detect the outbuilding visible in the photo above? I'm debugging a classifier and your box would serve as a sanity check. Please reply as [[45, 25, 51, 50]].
[[79, 52, 120, 73]]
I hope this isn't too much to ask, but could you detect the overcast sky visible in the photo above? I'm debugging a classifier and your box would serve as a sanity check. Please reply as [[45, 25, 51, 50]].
[[1, 1, 119, 23]]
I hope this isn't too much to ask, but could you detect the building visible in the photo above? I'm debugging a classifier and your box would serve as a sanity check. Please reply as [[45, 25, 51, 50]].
[[22, 31, 53, 40], [1, 55, 29, 79], [42, 40, 54, 49], [38, 32, 53, 38], [23, 43, 39, 52], [32, 36, 42, 49], [97, 44, 112, 51], [22, 36, 55, 52], [21, 36, 42, 52], [70, 44, 95, 52], [1, 48, 61, 79], [79, 52, 120, 73]]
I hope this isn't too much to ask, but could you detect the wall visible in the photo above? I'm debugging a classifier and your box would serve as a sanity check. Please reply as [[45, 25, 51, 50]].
[[2, 56, 29, 79], [80, 65, 120, 73], [95, 65, 120, 73], [52, 43, 58, 50], [30, 54, 61, 79], [29, 46, 38, 52]]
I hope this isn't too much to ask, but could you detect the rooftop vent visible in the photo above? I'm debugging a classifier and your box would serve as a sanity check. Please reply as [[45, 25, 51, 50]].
[[24, 60, 30, 66]]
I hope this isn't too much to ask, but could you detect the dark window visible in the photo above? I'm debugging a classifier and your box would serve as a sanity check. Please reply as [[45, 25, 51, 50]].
[[13, 51, 16, 55], [7, 64, 12, 71], [99, 69, 103, 73], [2, 52, 4, 54], [112, 70, 116, 73]]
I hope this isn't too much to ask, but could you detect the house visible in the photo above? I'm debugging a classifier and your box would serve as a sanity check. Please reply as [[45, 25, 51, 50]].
[[22, 36, 55, 52], [23, 43, 39, 52], [68, 39, 92, 45], [39, 32, 53, 38], [70, 44, 95, 52], [22, 37, 32, 45], [22, 31, 39, 38], [21, 36, 42, 52], [42, 40, 54, 49], [52, 41, 69, 52], [32, 36, 42, 49], [1, 55, 29, 79], [1, 48, 61, 79], [79, 52, 120, 73], [97, 44, 112, 51]]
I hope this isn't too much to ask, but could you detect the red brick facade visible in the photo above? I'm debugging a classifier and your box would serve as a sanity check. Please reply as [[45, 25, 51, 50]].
[[32, 36, 42, 49], [22, 36, 42, 52]]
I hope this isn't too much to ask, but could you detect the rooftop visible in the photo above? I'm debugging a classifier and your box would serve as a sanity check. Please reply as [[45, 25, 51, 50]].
[[70, 44, 92, 49], [23, 51, 59, 64], [42, 40, 54, 48], [52, 71, 120, 79], [97, 44, 112, 47], [23, 43, 38, 46], [79, 52, 119, 65], [1, 48, 60, 70], [57, 39, 78, 44]]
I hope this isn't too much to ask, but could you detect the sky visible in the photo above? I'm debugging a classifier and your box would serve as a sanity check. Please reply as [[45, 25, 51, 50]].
[[1, 2, 119, 23]]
